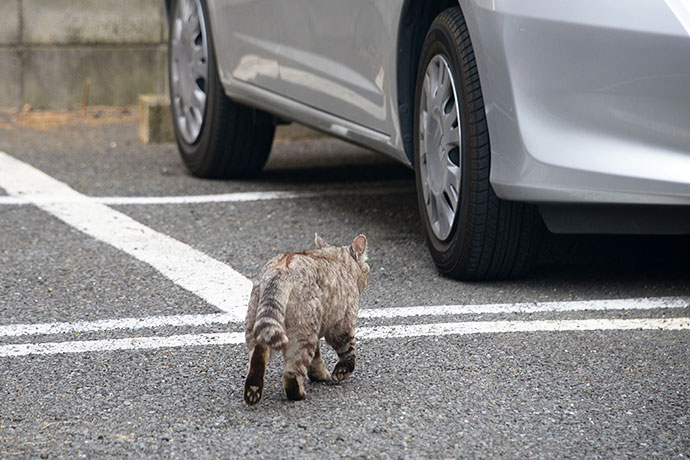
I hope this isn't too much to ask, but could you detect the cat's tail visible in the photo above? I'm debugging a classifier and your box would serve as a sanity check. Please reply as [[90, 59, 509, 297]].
[[253, 273, 291, 351]]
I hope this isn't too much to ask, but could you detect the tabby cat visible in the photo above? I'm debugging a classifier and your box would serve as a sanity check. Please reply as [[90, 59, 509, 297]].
[[244, 234, 370, 405]]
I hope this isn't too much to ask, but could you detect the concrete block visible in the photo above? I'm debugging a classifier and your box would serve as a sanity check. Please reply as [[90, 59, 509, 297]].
[[23, 0, 164, 45], [0, 0, 20, 44], [139, 94, 174, 143], [23, 46, 167, 109], [0, 50, 21, 108]]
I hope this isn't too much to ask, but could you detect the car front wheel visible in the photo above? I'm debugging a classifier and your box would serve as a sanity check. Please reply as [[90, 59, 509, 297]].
[[414, 7, 544, 280]]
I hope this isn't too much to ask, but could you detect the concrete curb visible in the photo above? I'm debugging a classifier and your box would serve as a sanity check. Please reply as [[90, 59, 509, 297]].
[[138, 94, 325, 144]]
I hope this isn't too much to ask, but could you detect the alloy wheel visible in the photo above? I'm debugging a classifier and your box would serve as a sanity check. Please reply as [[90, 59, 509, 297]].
[[170, 0, 209, 144], [418, 54, 462, 241]]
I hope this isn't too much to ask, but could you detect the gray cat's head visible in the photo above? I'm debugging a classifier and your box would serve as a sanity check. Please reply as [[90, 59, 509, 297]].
[[315, 233, 370, 293]]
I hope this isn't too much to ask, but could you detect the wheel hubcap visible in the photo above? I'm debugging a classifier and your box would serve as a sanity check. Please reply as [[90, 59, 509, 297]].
[[419, 55, 462, 241], [170, 0, 209, 144]]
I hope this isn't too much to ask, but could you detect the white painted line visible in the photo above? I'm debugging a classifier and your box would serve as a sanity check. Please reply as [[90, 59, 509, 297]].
[[357, 317, 690, 340], [358, 296, 689, 319], [0, 313, 235, 337], [0, 332, 245, 357], [0, 296, 686, 338], [0, 184, 415, 206], [0, 317, 687, 357], [0, 151, 252, 320]]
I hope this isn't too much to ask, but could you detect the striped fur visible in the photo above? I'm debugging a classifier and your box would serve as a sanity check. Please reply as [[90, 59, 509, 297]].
[[252, 273, 291, 350]]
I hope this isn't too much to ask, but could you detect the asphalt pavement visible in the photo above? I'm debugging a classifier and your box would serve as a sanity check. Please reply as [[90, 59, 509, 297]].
[[0, 110, 688, 459]]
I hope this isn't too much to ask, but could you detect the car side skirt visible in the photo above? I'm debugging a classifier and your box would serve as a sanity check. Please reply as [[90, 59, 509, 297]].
[[539, 204, 690, 235]]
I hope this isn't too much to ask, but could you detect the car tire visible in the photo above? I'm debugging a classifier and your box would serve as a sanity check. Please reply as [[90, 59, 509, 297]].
[[414, 7, 544, 280], [168, 0, 275, 179]]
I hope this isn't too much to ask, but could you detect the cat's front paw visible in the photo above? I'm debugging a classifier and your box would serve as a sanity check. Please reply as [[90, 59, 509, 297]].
[[331, 360, 355, 382]]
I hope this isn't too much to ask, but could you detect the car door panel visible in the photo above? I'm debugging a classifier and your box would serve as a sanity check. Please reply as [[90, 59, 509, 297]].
[[275, 1, 398, 135], [207, 0, 282, 93]]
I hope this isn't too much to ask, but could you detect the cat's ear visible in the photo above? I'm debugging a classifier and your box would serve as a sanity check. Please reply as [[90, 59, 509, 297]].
[[350, 234, 367, 261], [315, 233, 328, 248]]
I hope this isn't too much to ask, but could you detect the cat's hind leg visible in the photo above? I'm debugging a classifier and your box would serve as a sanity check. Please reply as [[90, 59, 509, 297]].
[[282, 337, 318, 400], [307, 341, 331, 382], [326, 330, 356, 382], [244, 343, 270, 405]]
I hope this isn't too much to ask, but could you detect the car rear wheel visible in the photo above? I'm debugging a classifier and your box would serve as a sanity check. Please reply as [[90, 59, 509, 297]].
[[168, 0, 275, 179], [414, 7, 544, 280]]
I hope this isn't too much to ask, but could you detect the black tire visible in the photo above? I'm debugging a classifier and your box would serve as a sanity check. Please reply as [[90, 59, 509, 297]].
[[168, 0, 275, 179], [413, 7, 544, 280]]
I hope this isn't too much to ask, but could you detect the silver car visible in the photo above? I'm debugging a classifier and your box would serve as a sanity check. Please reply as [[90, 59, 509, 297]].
[[164, 0, 690, 280]]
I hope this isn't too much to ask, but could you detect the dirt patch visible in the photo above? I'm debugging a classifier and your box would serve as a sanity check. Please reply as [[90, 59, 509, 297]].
[[0, 106, 138, 132]]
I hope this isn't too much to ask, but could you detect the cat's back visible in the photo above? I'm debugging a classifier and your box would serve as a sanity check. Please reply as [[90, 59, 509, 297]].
[[259, 248, 354, 289]]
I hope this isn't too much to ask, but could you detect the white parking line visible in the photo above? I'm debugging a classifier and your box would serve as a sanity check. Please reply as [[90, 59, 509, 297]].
[[359, 317, 690, 340], [0, 151, 251, 321], [0, 332, 245, 357], [0, 184, 415, 206], [358, 296, 689, 319], [0, 317, 687, 357], [0, 313, 236, 337], [0, 297, 686, 338]]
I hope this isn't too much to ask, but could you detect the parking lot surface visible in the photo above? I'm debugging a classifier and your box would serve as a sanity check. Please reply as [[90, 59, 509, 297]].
[[0, 111, 688, 459]]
